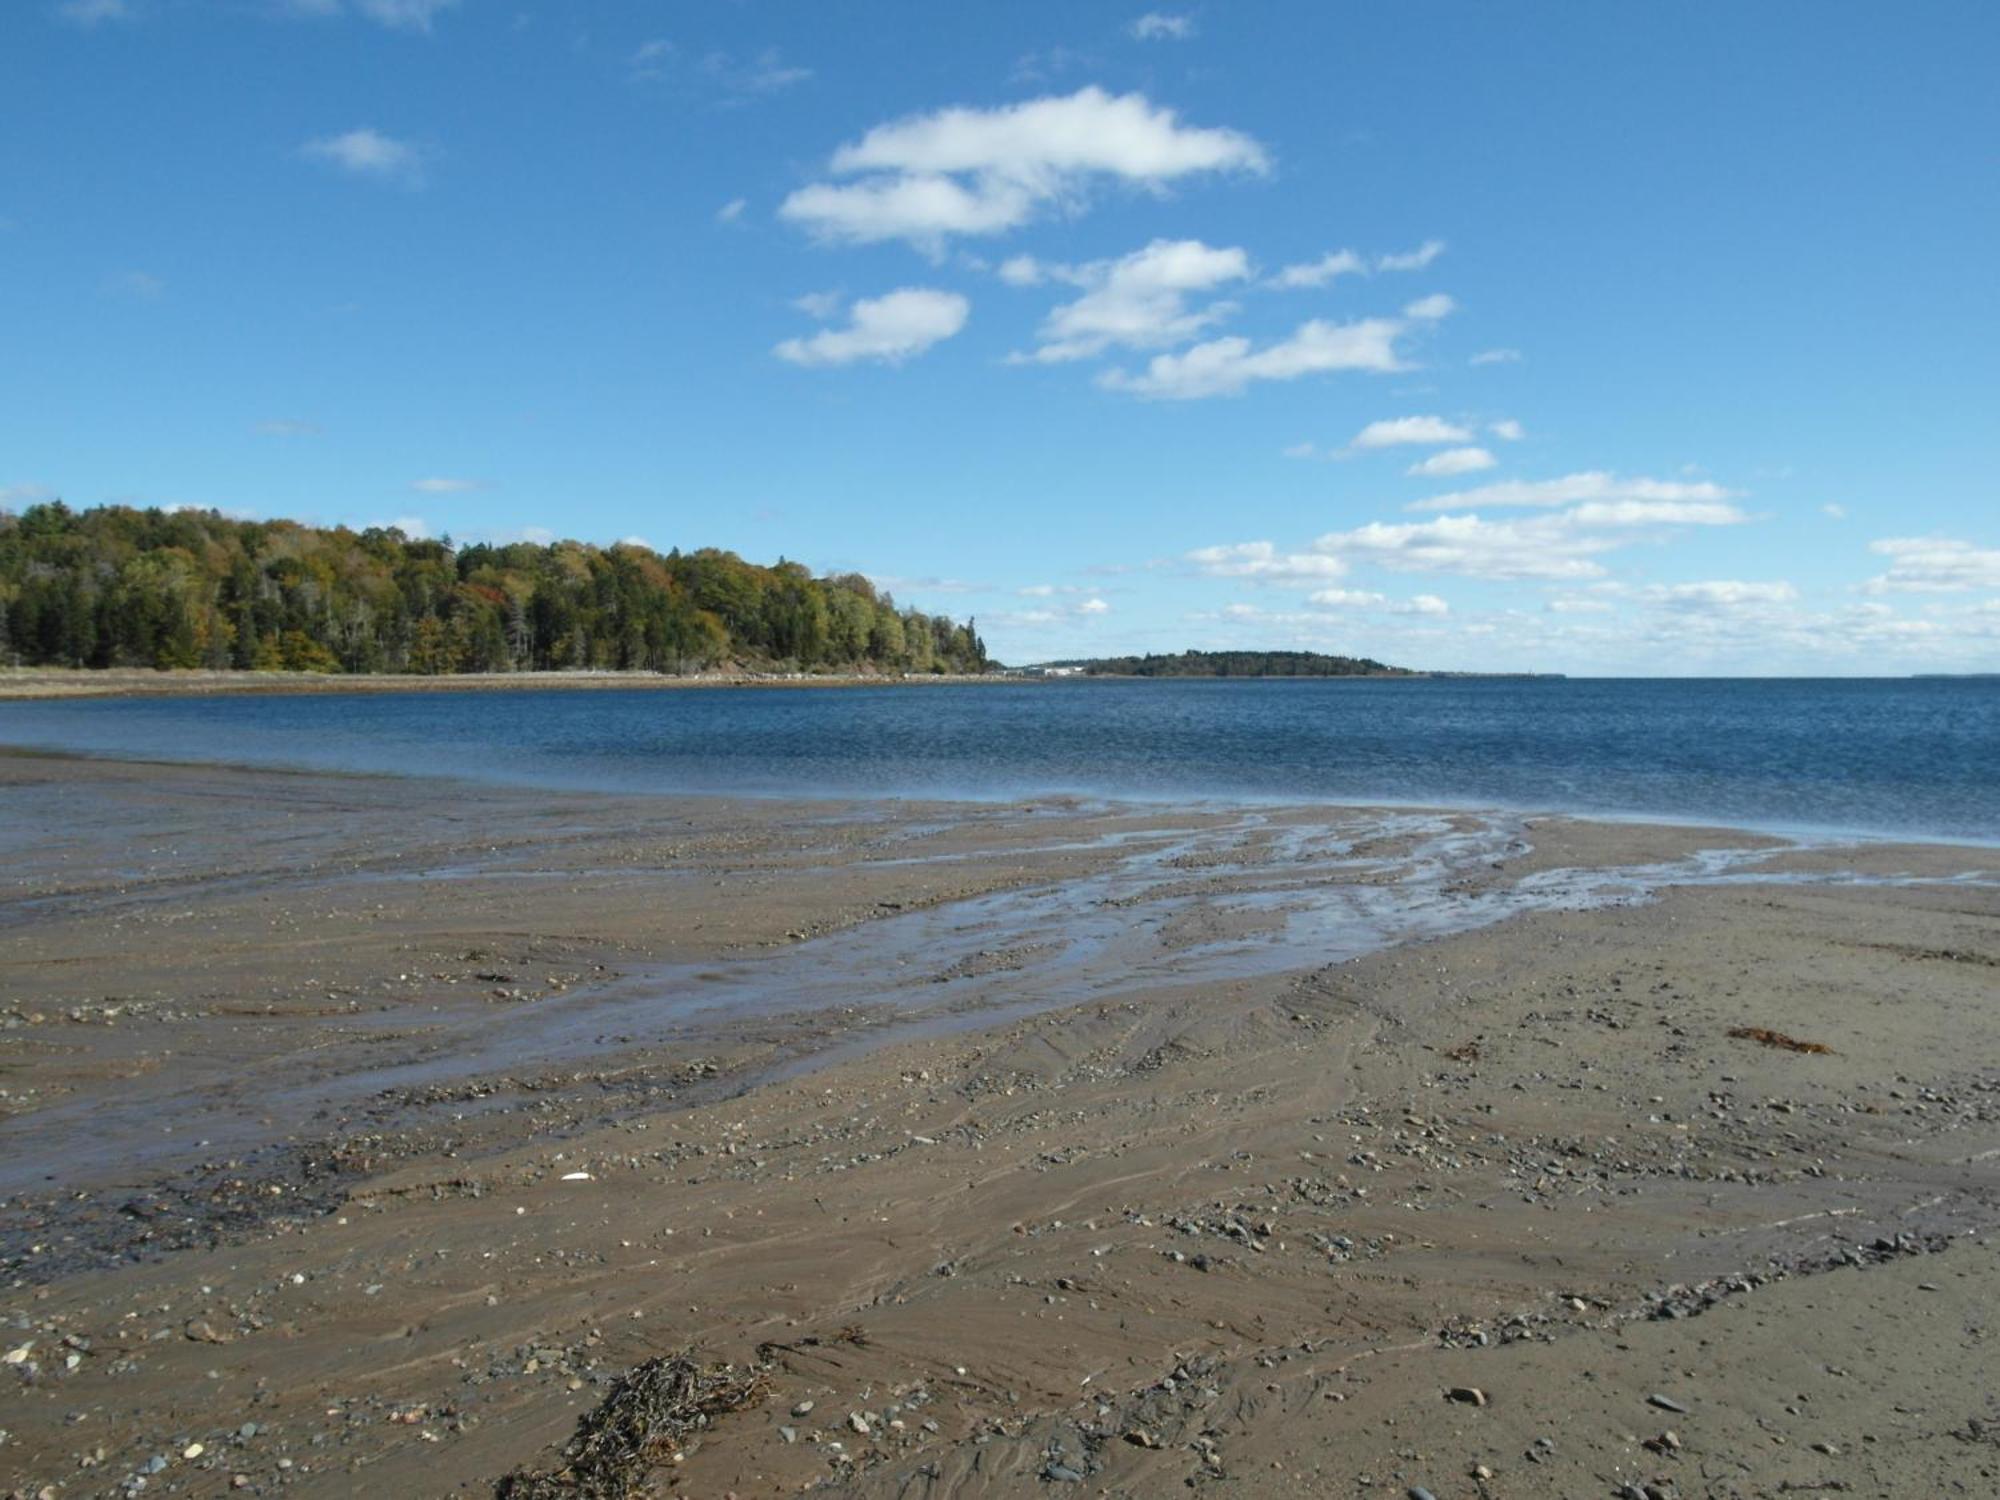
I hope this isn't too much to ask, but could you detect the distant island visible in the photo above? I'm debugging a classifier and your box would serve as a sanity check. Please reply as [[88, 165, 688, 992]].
[[1031, 649, 1410, 678], [0, 502, 989, 677], [1023, 650, 1564, 680]]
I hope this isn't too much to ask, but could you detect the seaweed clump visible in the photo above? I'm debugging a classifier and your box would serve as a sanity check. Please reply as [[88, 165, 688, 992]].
[[496, 1351, 770, 1498]]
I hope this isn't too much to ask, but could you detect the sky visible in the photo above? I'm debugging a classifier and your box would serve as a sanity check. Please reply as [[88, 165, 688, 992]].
[[4, 0, 1998, 675]]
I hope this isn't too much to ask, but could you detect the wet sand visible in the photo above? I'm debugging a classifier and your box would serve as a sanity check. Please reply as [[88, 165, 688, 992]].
[[1, 751, 1996, 1498]]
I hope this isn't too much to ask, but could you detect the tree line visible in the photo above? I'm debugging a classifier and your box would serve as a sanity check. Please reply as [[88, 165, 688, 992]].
[[0, 503, 989, 677]]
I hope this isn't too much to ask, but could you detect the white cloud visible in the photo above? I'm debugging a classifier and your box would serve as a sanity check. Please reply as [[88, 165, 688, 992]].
[[254, 419, 322, 437], [1313, 514, 1619, 581], [1865, 536, 2000, 593], [1375, 239, 1446, 272], [1821, 502, 1846, 519], [1101, 316, 1407, 399], [352, 0, 458, 30], [1281, 441, 1318, 460], [1129, 12, 1196, 40], [1352, 415, 1471, 448], [411, 477, 478, 494], [303, 127, 423, 185], [1407, 446, 1496, 477], [1018, 238, 1249, 362], [1488, 418, 1524, 442], [1307, 588, 1386, 608], [1268, 250, 1365, 289], [1642, 580, 1799, 609], [780, 87, 1267, 249], [700, 48, 813, 97], [55, 0, 132, 24], [716, 197, 747, 224], [1188, 541, 1349, 582], [1405, 471, 1738, 514], [368, 514, 433, 538], [791, 289, 844, 319], [1470, 348, 1521, 366], [1397, 593, 1451, 615], [774, 287, 970, 367], [1403, 292, 1456, 321], [998, 254, 1045, 286], [1077, 597, 1111, 615]]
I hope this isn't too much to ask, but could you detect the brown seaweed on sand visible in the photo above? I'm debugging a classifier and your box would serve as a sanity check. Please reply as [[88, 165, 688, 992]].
[[1728, 1025, 1833, 1054], [495, 1352, 769, 1499]]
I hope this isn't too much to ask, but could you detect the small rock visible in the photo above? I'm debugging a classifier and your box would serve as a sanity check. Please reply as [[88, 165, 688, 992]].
[[792, 1400, 815, 1417], [1045, 1461, 1086, 1482], [1647, 1393, 1689, 1414], [1408, 1488, 1439, 1500], [778, 1426, 796, 1444], [1447, 1386, 1488, 1407], [183, 1443, 204, 1460], [847, 1412, 870, 1436]]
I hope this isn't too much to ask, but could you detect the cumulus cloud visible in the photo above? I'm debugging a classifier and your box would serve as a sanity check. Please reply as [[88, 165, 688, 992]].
[[1488, 418, 1524, 442], [1129, 12, 1195, 40], [1402, 292, 1455, 321], [779, 87, 1267, 249], [1407, 446, 1496, 477], [1312, 514, 1621, 581], [774, 287, 970, 366], [1077, 597, 1111, 615], [1865, 536, 2000, 593], [1101, 316, 1408, 399], [303, 127, 423, 185], [1306, 588, 1386, 608], [1404, 471, 1738, 514], [1187, 541, 1349, 582], [1016, 238, 1249, 362], [1352, 415, 1471, 449], [791, 289, 844, 319]]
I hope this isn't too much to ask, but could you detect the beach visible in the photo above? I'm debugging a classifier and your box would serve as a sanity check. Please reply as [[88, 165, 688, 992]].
[[1, 751, 1996, 1498]]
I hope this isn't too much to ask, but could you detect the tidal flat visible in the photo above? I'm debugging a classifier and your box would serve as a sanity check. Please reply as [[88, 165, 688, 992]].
[[1, 751, 1996, 1497]]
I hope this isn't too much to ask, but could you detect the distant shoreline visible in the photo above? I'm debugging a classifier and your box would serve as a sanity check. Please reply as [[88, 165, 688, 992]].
[[0, 666, 1014, 701]]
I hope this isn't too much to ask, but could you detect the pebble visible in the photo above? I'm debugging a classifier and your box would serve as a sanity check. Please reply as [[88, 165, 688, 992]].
[[792, 1400, 815, 1417], [1647, 1393, 1689, 1414], [1044, 1461, 1085, 1482], [1447, 1385, 1488, 1407], [1408, 1487, 1439, 1500]]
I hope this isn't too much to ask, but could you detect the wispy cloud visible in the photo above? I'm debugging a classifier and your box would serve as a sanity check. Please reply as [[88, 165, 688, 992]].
[[1470, 347, 1521, 366], [1101, 316, 1409, 399], [54, 0, 134, 25], [1865, 535, 2000, 593], [774, 287, 970, 367], [715, 197, 747, 224], [1375, 239, 1446, 272], [302, 127, 424, 186], [1129, 12, 1196, 41], [103, 269, 164, 299], [1403, 471, 1738, 514], [1407, 446, 1496, 477], [411, 476, 479, 494], [780, 87, 1267, 250]]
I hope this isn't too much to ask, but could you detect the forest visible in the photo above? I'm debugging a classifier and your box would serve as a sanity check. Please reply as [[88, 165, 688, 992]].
[[1052, 649, 1408, 678], [0, 503, 989, 676]]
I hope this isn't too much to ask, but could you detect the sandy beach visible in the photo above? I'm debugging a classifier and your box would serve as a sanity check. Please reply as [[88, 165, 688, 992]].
[[1, 751, 1996, 1498]]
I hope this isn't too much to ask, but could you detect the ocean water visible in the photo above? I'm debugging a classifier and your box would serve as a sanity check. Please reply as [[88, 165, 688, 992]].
[[2, 676, 1996, 842]]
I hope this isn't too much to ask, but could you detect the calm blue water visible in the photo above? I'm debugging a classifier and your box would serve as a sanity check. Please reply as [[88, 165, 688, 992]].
[[2, 678, 1996, 841]]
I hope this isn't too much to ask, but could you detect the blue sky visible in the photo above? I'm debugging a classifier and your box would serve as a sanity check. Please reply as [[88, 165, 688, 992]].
[[5, 0, 1997, 673]]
